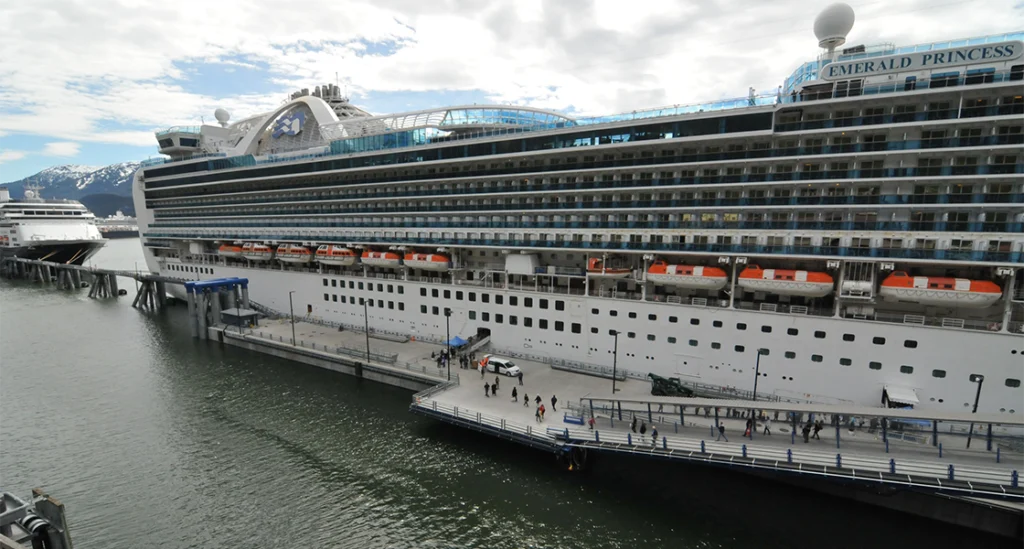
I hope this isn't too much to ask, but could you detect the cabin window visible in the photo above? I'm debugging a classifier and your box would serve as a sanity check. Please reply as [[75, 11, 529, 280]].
[[814, 331, 826, 339], [843, 334, 855, 342], [420, 305, 428, 314], [629, 312, 637, 319], [690, 318, 700, 325], [648, 314, 657, 321], [420, 288, 427, 296], [872, 337, 885, 345], [592, 308, 599, 315], [1006, 379, 1021, 388], [869, 362, 882, 370], [571, 323, 581, 334], [711, 342, 721, 349], [900, 365, 914, 374], [669, 316, 678, 323], [323, 293, 329, 301], [787, 328, 798, 336], [322, 279, 328, 286], [812, 355, 823, 363], [840, 358, 852, 366], [761, 326, 772, 333], [737, 323, 747, 331], [785, 351, 796, 359], [904, 340, 918, 348], [735, 345, 745, 352]]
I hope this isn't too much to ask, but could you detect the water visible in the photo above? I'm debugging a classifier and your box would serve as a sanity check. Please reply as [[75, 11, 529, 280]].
[[0, 239, 1014, 549]]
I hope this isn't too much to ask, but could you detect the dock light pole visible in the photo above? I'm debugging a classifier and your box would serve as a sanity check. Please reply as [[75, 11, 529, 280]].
[[611, 330, 620, 393], [444, 308, 452, 381], [966, 374, 985, 449], [363, 299, 371, 363], [288, 290, 296, 346], [752, 348, 766, 402]]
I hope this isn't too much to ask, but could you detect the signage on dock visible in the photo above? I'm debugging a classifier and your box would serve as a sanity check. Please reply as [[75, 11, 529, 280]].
[[820, 40, 1023, 81]]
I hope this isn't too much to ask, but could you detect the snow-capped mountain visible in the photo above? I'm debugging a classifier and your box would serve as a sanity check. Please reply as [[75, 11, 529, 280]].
[[3, 162, 141, 200]]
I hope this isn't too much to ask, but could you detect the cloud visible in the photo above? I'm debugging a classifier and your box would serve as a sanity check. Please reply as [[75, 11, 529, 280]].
[[0, 150, 28, 164], [0, 0, 1021, 149], [41, 142, 81, 157]]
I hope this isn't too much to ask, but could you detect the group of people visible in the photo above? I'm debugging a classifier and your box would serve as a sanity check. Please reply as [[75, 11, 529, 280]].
[[630, 416, 660, 446], [433, 348, 476, 370]]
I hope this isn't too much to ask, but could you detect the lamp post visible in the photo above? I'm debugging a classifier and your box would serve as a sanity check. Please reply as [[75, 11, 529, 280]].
[[288, 290, 296, 346], [752, 348, 765, 402], [363, 299, 371, 363], [966, 374, 984, 449], [611, 330, 620, 393], [444, 308, 452, 381]]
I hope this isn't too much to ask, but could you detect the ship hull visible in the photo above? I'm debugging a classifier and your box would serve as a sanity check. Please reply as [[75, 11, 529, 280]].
[[1, 240, 106, 265]]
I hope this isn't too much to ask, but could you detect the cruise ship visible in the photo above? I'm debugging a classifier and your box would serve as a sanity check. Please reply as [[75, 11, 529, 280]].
[[0, 185, 106, 264], [133, 5, 1023, 416], [96, 211, 140, 239]]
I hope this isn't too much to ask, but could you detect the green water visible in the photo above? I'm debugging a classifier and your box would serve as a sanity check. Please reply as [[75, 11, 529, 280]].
[[0, 239, 1013, 548]]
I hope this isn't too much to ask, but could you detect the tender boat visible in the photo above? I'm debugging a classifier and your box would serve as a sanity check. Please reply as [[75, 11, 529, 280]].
[[361, 250, 402, 268], [737, 265, 834, 297], [316, 245, 358, 266], [241, 242, 274, 261], [646, 260, 728, 290], [218, 244, 243, 258], [879, 271, 1001, 308], [404, 252, 450, 271], [586, 257, 631, 279], [277, 244, 312, 264]]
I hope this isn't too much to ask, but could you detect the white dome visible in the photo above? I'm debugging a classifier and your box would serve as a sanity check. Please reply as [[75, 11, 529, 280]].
[[814, 2, 855, 48], [214, 108, 230, 123]]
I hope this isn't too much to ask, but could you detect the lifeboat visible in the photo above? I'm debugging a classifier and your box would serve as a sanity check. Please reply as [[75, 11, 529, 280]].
[[738, 265, 834, 297], [586, 257, 632, 279], [646, 260, 728, 290], [276, 244, 312, 264], [404, 252, 450, 272], [361, 250, 402, 268], [316, 245, 358, 266], [217, 244, 243, 258], [241, 242, 274, 262], [879, 271, 1001, 308]]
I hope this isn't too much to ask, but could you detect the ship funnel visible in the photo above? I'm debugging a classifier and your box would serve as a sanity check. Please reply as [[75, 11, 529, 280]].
[[0, 187, 9, 202]]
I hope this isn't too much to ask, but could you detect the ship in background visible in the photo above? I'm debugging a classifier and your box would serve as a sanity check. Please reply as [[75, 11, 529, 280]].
[[95, 210, 139, 239], [132, 4, 1023, 416], [0, 184, 105, 264]]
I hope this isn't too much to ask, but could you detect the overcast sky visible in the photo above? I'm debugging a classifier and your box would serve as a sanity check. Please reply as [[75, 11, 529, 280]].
[[1, 0, 1021, 181]]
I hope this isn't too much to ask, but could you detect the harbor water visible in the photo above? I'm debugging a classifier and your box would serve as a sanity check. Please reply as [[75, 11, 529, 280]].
[[0, 239, 1014, 549]]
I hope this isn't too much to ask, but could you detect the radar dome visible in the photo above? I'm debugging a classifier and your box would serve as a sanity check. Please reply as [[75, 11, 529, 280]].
[[814, 2, 855, 49], [23, 189, 36, 199], [214, 108, 231, 127]]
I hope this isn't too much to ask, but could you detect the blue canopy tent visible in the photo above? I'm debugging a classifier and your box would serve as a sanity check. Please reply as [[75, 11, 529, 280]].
[[447, 335, 468, 347]]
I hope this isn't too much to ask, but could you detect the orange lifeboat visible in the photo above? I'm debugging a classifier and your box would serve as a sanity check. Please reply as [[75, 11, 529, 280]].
[[217, 244, 243, 258], [241, 242, 274, 262], [361, 250, 402, 268], [646, 260, 728, 290], [879, 271, 1001, 308], [316, 245, 357, 266], [586, 257, 632, 279], [276, 244, 312, 264], [404, 252, 450, 272], [738, 265, 834, 297]]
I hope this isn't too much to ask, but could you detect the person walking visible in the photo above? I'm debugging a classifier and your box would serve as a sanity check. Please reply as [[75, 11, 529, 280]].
[[550, 395, 558, 412], [479, 363, 485, 378], [535, 407, 542, 423], [763, 417, 772, 436], [484, 382, 490, 397], [539, 404, 546, 421], [812, 420, 823, 440], [588, 416, 596, 430], [716, 423, 728, 442], [802, 422, 812, 443], [511, 387, 518, 402], [651, 425, 659, 446], [517, 371, 524, 385], [631, 416, 638, 433], [535, 395, 542, 406], [704, 407, 710, 418], [744, 418, 752, 437], [523, 393, 530, 407], [639, 421, 647, 437], [493, 376, 500, 395]]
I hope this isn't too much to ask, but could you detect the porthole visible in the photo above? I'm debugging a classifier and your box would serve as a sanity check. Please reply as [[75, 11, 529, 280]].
[[811, 354, 823, 363], [872, 337, 885, 345], [932, 369, 946, 378], [842, 334, 855, 342], [787, 328, 798, 336], [868, 361, 881, 370], [785, 351, 796, 359], [1007, 379, 1022, 388], [900, 365, 914, 374]]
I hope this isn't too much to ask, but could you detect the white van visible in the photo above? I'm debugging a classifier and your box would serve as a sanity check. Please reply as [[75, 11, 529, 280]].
[[482, 355, 521, 377]]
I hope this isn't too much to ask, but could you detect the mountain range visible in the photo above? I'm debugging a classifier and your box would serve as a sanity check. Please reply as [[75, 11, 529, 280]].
[[3, 162, 141, 201]]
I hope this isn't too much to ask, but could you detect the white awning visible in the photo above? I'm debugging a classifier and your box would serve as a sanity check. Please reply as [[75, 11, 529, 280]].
[[884, 385, 920, 406]]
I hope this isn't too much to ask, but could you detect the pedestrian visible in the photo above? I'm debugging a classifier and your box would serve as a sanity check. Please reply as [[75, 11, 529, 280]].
[[479, 364, 485, 378], [535, 407, 542, 423], [523, 393, 530, 407], [493, 376, 500, 394], [588, 416, 596, 430], [704, 407, 710, 419], [651, 425, 659, 446], [517, 371, 523, 385], [763, 417, 772, 436], [639, 421, 647, 437], [813, 420, 822, 440], [744, 418, 752, 437], [511, 387, 518, 402], [802, 422, 812, 443], [470, 352, 476, 363], [539, 404, 546, 421], [716, 423, 728, 442], [631, 416, 638, 433], [551, 395, 558, 412], [774, 410, 779, 421], [535, 395, 541, 406], [484, 382, 490, 397]]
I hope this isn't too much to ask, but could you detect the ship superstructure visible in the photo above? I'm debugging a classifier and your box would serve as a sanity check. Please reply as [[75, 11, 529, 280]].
[[0, 185, 105, 264], [133, 5, 1024, 416]]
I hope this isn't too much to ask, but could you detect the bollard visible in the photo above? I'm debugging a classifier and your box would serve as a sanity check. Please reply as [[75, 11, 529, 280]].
[[1012, 470, 1018, 488], [454, 406, 459, 418], [939, 443, 943, 458], [674, 421, 678, 434], [564, 428, 570, 440], [787, 448, 793, 463], [885, 439, 889, 453], [889, 458, 896, 474], [701, 440, 706, 454], [836, 454, 842, 468], [996, 448, 1001, 464], [742, 444, 747, 458], [628, 433, 632, 446], [947, 464, 954, 480], [662, 436, 667, 450], [710, 424, 715, 437], [610, 416, 614, 428], [595, 431, 600, 443]]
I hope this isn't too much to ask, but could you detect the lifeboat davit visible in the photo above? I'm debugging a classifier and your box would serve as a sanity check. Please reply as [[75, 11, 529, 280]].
[[738, 265, 834, 297], [241, 242, 274, 262], [879, 271, 1001, 308], [586, 257, 632, 279], [218, 244, 243, 258], [404, 252, 450, 271], [361, 250, 402, 268], [316, 245, 358, 266], [646, 260, 728, 290], [276, 244, 312, 264]]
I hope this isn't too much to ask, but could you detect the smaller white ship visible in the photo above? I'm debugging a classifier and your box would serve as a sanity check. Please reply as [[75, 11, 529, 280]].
[[95, 210, 139, 238], [0, 184, 105, 264]]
